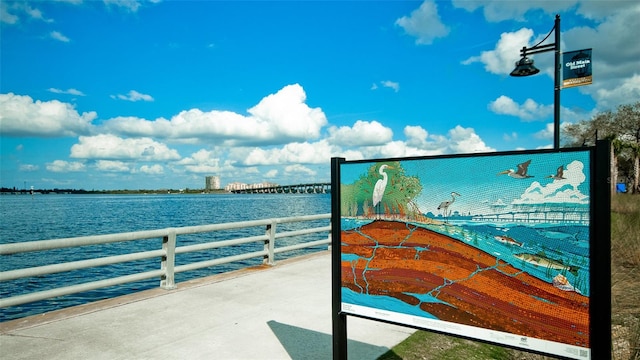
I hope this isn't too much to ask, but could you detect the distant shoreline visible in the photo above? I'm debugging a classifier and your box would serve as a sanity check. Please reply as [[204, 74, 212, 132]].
[[0, 188, 229, 195]]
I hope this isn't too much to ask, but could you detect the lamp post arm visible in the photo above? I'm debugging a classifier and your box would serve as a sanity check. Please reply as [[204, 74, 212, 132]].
[[553, 14, 561, 149], [521, 44, 556, 56], [510, 14, 562, 149]]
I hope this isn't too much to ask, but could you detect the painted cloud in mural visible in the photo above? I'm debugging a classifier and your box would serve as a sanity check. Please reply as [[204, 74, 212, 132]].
[[512, 160, 588, 205]]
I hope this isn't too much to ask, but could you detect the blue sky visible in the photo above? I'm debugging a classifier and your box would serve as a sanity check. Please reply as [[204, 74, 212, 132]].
[[1, 0, 638, 190]]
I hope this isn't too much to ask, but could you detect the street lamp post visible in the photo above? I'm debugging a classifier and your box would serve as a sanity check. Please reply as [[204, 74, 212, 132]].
[[510, 14, 561, 149]]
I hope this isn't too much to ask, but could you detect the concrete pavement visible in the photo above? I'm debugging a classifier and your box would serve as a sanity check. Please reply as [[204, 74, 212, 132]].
[[0, 251, 414, 360]]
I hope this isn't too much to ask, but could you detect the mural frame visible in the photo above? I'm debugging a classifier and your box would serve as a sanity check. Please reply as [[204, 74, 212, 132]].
[[331, 142, 611, 360]]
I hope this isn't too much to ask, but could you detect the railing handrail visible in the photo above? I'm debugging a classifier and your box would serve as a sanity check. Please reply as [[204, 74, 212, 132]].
[[0, 213, 331, 255], [0, 213, 332, 310]]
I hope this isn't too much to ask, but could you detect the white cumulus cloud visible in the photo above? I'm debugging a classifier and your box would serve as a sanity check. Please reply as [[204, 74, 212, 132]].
[[48, 88, 85, 96], [534, 123, 554, 141], [50, 31, 70, 42], [452, 0, 574, 22], [328, 120, 393, 146], [402, 125, 494, 154], [264, 169, 278, 178], [380, 81, 400, 92], [462, 28, 534, 75], [103, 0, 144, 12], [247, 84, 327, 141], [403, 125, 445, 151], [46, 160, 86, 172], [489, 95, 553, 121], [176, 149, 228, 173], [595, 74, 640, 110], [242, 140, 336, 166], [0, 93, 96, 137], [395, 0, 449, 45], [70, 134, 181, 160], [112, 90, 154, 102], [1, 1, 54, 25], [95, 160, 130, 172], [19, 164, 39, 172], [447, 125, 495, 153], [139, 164, 164, 174], [284, 164, 316, 177], [102, 84, 327, 145]]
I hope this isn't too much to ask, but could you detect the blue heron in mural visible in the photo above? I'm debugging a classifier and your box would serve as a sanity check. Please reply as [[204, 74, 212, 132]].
[[438, 192, 461, 222]]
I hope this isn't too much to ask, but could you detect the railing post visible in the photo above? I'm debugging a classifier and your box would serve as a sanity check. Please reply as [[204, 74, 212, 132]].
[[161, 229, 177, 289], [263, 222, 276, 265]]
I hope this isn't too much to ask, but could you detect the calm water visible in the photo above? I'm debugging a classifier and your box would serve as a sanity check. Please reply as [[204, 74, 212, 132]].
[[0, 193, 331, 321]]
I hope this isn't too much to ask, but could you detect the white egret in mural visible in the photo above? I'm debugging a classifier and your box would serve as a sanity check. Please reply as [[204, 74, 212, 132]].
[[372, 164, 392, 218]]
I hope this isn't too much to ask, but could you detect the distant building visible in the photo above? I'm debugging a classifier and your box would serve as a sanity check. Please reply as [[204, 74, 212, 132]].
[[224, 181, 279, 192], [224, 182, 247, 192], [249, 182, 278, 189], [205, 176, 221, 190]]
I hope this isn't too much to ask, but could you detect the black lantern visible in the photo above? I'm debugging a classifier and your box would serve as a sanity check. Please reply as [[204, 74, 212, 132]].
[[510, 56, 540, 77]]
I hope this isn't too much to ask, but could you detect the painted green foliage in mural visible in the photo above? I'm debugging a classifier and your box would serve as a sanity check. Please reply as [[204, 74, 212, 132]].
[[341, 161, 422, 218]]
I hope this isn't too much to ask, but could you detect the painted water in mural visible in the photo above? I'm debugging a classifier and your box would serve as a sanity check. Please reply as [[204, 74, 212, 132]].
[[339, 149, 592, 359]]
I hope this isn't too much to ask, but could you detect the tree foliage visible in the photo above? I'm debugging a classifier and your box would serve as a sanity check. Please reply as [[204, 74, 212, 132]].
[[564, 101, 640, 194], [340, 161, 423, 219]]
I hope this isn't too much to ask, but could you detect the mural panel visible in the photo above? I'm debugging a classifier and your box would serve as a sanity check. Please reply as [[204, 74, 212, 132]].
[[338, 149, 593, 359]]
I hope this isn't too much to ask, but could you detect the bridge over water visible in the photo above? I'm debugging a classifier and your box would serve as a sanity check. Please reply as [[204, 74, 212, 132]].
[[230, 182, 331, 194]]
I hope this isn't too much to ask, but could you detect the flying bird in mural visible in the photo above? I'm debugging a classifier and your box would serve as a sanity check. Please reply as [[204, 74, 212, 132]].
[[546, 165, 566, 180], [498, 160, 534, 179], [437, 192, 460, 221], [373, 164, 393, 217]]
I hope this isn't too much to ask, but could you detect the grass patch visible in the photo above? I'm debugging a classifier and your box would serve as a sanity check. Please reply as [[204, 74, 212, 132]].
[[611, 194, 640, 360], [377, 194, 640, 360], [378, 330, 513, 360]]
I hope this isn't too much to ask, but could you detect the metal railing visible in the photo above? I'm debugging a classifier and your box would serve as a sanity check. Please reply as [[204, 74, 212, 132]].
[[0, 213, 331, 309]]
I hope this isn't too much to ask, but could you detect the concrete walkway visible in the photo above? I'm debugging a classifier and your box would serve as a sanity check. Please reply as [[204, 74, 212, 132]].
[[0, 251, 414, 360]]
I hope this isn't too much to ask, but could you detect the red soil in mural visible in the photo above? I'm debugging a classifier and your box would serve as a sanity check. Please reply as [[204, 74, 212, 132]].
[[341, 220, 589, 347]]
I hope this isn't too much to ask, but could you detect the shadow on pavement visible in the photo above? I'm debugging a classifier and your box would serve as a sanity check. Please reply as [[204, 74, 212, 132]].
[[267, 320, 390, 360]]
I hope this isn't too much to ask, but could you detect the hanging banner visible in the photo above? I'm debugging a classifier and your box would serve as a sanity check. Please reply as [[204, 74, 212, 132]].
[[563, 49, 592, 88]]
